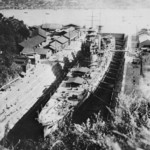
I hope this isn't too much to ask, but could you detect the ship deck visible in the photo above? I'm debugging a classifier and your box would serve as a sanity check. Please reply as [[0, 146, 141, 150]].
[[38, 36, 116, 137]]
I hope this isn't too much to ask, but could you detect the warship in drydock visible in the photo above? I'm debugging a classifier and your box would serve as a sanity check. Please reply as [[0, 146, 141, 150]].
[[38, 27, 116, 137]]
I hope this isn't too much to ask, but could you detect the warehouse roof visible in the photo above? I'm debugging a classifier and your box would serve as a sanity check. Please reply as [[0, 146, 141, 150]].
[[19, 35, 45, 48], [38, 28, 49, 38], [50, 41, 62, 48], [56, 36, 68, 44], [35, 48, 50, 55], [64, 30, 78, 39], [42, 23, 63, 30], [21, 48, 35, 55]]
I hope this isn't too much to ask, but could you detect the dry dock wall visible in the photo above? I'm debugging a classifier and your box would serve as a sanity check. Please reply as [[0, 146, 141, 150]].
[[72, 35, 125, 123], [72, 50, 125, 123], [3, 50, 80, 144]]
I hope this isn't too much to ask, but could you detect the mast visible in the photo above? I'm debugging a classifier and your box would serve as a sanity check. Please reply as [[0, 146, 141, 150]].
[[91, 11, 94, 28], [98, 4, 103, 51], [98, 25, 102, 51], [87, 11, 98, 28]]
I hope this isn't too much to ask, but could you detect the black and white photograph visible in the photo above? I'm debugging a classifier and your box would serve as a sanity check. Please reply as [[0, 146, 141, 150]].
[[0, 0, 150, 149]]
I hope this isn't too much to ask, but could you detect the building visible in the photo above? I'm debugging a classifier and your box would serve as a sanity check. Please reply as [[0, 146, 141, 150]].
[[14, 55, 30, 72], [35, 48, 52, 59], [29, 54, 40, 64], [41, 23, 63, 31], [52, 30, 67, 36], [138, 29, 149, 36], [38, 27, 48, 38], [49, 41, 62, 52], [72, 67, 90, 77], [66, 77, 85, 87], [55, 36, 69, 49], [86, 28, 97, 42], [20, 48, 40, 64], [138, 33, 150, 48], [63, 30, 79, 44], [64, 27, 75, 32], [63, 24, 80, 30], [19, 35, 45, 50], [21, 48, 35, 55], [29, 26, 39, 37], [63, 24, 81, 37]]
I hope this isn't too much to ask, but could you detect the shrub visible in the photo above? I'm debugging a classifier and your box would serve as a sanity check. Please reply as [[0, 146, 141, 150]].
[[3, 91, 150, 150]]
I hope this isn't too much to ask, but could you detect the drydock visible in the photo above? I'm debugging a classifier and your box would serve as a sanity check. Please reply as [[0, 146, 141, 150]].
[[0, 28, 126, 143], [38, 32, 126, 137], [0, 35, 83, 142]]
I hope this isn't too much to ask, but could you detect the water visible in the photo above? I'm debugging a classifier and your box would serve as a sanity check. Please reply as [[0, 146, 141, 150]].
[[1, 9, 150, 33]]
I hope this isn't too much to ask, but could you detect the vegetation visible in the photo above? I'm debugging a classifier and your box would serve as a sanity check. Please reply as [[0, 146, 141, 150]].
[[1, 91, 150, 150], [0, 13, 29, 87], [63, 57, 70, 73]]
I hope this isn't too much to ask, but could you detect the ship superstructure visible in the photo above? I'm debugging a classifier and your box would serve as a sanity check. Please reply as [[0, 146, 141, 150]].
[[38, 29, 116, 137]]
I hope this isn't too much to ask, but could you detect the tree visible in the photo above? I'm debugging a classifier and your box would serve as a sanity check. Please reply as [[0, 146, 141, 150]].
[[52, 62, 63, 79], [0, 13, 3, 20], [63, 57, 70, 72], [0, 14, 30, 86]]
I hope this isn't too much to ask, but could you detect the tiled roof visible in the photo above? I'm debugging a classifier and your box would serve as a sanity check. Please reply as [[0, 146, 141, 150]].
[[49, 46, 55, 51], [38, 28, 48, 38], [56, 36, 68, 44], [19, 35, 45, 48], [63, 30, 78, 39], [21, 48, 35, 55], [42, 23, 63, 30], [35, 48, 50, 55], [65, 27, 75, 32], [42, 39, 52, 47], [50, 41, 62, 48], [63, 24, 80, 30]]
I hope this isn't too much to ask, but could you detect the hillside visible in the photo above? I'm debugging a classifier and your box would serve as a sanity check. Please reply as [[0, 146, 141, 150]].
[[0, 13, 29, 87], [2, 0, 150, 9]]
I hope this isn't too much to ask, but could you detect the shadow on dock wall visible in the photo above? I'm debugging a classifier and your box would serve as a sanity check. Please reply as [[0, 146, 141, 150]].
[[2, 50, 82, 145]]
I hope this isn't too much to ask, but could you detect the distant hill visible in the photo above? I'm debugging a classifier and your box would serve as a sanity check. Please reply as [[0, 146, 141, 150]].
[[2, 0, 150, 9], [42, 0, 150, 9]]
